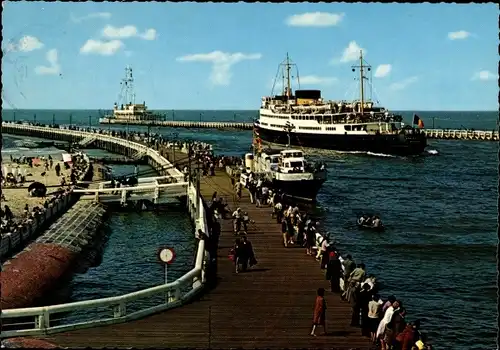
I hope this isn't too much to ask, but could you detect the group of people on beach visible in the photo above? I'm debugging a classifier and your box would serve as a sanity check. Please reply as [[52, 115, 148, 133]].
[[0, 153, 89, 242]]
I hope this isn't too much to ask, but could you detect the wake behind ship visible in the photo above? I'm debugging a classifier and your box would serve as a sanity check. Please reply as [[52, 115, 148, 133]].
[[254, 52, 427, 156]]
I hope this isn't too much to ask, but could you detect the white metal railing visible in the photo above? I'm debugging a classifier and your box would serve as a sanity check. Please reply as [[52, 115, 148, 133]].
[[423, 128, 499, 140], [74, 182, 188, 204], [0, 123, 211, 338], [1, 122, 185, 182]]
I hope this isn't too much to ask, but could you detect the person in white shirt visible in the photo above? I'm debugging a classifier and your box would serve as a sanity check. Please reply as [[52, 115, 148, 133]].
[[232, 208, 242, 235], [376, 300, 399, 350], [368, 293, 382, 344]]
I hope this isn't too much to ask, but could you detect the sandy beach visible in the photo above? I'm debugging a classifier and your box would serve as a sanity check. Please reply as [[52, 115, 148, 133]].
[[1, 160, 71, 220]]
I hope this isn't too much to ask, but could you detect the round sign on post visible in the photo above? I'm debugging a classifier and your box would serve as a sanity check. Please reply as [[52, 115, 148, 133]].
[[158, 247, 176, 265], [158, 247, 176, 286]]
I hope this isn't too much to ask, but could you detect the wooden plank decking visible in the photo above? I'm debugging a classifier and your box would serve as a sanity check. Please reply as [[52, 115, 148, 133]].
[[38, 151, 372, 349]]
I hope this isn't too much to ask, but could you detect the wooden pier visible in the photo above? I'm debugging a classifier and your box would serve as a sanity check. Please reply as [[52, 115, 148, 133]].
[[100, 118, 254, 130], [33, 167, 371, 348], [99, 118, 499, 141]]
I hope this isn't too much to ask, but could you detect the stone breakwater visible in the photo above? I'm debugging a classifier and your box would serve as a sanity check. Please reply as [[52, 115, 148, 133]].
[[1, 201, 108, 309]]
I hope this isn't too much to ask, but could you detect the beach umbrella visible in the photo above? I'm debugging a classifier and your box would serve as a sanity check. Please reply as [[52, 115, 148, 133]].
[[28, 182, 47, 197]]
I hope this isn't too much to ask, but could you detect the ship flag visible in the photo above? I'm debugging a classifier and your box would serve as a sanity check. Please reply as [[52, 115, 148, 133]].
[[253, 125, 262, 152], [413, 114, 424, 129]]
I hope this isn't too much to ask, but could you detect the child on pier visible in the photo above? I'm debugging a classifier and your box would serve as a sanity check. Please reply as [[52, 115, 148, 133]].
[[310, 288, 327, 336]]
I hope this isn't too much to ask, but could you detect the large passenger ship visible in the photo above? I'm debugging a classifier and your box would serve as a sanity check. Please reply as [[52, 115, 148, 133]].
[[254, 52, 427, 156], [100, 66, 165, 124]]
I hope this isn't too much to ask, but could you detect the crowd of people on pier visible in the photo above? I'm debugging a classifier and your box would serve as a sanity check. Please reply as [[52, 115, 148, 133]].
[[4, 122, 431, 348], [229, 169, 432, 350]]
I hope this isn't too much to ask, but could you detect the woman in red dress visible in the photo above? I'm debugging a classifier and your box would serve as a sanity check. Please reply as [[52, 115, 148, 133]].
[[310, 288, 327, 336]]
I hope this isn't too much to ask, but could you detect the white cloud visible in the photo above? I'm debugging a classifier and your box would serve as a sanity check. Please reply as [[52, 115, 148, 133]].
[[448, 30, 470, 40], [374, 64, 392, 78], [176, 51, 262, 86], [140, 29, 157, 41], [102, 25, 138, 39], [471, 70, 498, 81], [389, 76, 419, 91], [101, 25, 157, 41], [80, 39, 124, 56], [71, 12, 111, 23], [285, 12, 344, 27], [333, 41, 365, 64], [6, 35, 44, 52], [35, 49, 61, 75]]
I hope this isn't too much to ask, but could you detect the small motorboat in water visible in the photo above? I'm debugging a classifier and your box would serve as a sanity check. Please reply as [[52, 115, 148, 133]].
[[357, 215, 385, 232]]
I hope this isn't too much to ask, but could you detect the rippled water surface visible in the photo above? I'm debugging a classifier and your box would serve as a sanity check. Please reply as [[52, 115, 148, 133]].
[[2, 111, 497, 349]]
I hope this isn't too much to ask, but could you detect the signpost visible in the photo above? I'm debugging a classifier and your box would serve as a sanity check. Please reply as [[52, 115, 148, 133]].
[[157, 246, 176, 285]]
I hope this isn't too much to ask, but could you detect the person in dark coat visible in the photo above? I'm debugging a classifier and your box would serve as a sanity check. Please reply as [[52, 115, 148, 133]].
[[351, 283, 371, 328], [359, 283, 373, 336], [326, 251, 342, 293], [305, 223, 316, 255], [296, 214, 305, 246], [341, 255, 356, 299]]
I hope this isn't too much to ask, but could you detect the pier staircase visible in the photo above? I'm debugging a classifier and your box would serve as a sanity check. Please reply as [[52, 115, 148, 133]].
[[78, 136, 97, 148], [130, 150, 147, 161]]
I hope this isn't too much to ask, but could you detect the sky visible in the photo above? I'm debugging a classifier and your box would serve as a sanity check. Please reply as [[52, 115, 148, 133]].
[[1, 2, 498, 111]]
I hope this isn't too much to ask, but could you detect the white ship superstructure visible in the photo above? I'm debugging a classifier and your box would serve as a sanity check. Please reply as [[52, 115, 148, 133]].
[[255, 52, 427, 156]]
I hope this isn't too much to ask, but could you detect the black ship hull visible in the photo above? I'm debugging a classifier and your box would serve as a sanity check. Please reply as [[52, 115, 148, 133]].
[[256, 125, 427, 156], [272, 177, 326, 202]]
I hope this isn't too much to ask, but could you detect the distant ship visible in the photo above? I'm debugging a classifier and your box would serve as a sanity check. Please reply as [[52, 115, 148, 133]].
[[99, 66, 165, 124], [254, 52, 427, 156]]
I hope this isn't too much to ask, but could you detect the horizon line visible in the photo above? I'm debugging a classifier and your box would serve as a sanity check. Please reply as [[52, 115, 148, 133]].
[[1, 108, 498, 112]]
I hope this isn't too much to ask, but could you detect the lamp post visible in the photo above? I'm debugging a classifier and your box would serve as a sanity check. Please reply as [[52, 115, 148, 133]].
[[69, 114, 73, 128], [33, 114, 37, 124], [196, 150, 201, 217], [172, 131, 179, 167], [52, 114, 55, 126]]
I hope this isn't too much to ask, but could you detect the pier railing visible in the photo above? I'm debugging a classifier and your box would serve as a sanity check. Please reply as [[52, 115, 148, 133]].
[[0, 124, 211, 338], [74, 182, 189, 204], [1, 122, 185, 182], [423, 128, 499, 141]]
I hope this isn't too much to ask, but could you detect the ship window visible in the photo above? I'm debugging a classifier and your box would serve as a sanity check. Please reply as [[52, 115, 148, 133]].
[[299, 126, 321, 130], [290, 161, 303, 168], [326, 127, 336, 131], [344, 125, 352, 131], [292, 152, 303, 157]]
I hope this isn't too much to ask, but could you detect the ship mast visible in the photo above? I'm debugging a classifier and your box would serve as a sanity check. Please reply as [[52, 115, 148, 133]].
[[286, 52, 291, 99], [351, 50, 371, 115], [271, 54, 300, 97], [359, 50, 364, 115], [119, 66, 135, 105]]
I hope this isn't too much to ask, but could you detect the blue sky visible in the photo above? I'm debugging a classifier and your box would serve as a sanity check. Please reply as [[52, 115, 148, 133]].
[[1, 2, 498, 110]]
